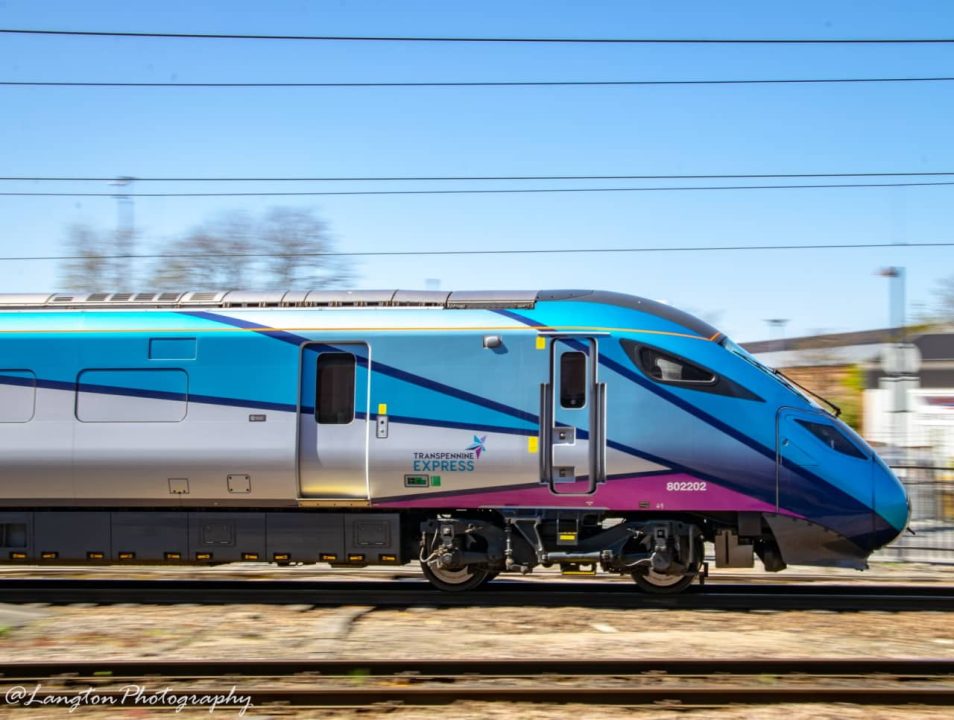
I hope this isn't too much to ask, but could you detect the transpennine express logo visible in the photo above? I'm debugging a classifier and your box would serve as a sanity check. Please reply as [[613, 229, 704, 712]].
[[465, 434, 488, 459], [411, 434, 488, 472]]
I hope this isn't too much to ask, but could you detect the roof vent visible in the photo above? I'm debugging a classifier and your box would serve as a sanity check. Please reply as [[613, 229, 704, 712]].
[[446, 290, 538, 309], [134, 292, 158, 302], [87, 293, 110, 302], [184, 291, 225, 303], [392, 290, 450, 306], [304, 290, 397, 307], [110, 293, 133, 302], [223, 291, 286, 307]]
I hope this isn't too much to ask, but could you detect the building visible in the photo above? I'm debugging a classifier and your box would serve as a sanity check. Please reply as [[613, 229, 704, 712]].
[[744, 327, 954, 464]]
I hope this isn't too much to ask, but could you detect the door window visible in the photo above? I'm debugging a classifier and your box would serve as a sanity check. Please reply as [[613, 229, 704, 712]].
[[560, 352, 587, 408], [316, 353, 355, 424]]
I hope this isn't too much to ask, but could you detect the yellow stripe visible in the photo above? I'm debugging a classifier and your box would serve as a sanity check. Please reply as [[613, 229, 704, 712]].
[[0, 323, 714, 340]]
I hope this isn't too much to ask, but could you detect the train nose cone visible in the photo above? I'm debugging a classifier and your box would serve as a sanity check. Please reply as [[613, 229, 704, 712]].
[[873, 463, 910, 545]]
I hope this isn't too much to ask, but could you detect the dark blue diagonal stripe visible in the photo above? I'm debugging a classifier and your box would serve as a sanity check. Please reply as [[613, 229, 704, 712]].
[[492, 308, 551, 329], [497, 308, 777, 463], [32, 375, 297, 413], [77, 381, 187, 403], [189, 310, 538, 425], [180, 310, 309, 346], [0, 373, 36, 388], [386, 414, 536, 436], [599, 354, 776, 463], [372, 363, 538, 424]]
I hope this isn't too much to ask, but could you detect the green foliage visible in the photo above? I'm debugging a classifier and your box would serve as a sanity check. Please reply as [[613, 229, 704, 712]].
[[838, 365, 865, 431]]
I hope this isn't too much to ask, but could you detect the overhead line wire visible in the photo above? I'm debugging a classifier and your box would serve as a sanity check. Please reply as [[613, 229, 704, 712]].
[[1, 242, 951, 263], [3, 181, 954, 197], [2, 28, 954, 44], [4, 172, 954, 183], [5, 76, 954, 88]]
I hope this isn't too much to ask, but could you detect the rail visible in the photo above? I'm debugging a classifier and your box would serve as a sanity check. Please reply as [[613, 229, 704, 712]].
[[1, 579, 952, 610], [0, 659, 951, 708]]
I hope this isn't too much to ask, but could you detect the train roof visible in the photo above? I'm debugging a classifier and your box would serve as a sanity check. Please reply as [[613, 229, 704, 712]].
[[0, 289, 719, 338], [0, 289, 540, 309]]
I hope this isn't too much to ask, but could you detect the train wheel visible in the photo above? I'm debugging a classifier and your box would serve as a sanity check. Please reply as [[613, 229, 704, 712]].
[[421, 560, 491, 592], [632, 568, 695, 594]]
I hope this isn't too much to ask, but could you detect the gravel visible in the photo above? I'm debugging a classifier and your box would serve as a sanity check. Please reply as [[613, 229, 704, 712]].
[[0, 561, 952, 718]]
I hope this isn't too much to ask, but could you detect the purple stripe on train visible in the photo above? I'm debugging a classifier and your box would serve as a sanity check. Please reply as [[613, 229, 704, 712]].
[[375, 473, 798, 515]]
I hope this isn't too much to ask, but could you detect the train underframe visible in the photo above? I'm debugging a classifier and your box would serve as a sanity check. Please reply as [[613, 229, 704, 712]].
[[416, 509, 787, 593], [0, 507, 808, 594]]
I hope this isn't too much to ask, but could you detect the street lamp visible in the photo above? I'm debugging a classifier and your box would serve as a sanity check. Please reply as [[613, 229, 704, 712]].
[[763, 318, 789, 347], [877, 266, 916, 462], [109, 176, 136, 288], [878, 266, 906, 342]]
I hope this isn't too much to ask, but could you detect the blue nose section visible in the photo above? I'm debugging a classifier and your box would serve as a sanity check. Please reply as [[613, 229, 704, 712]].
[[873, 461, 910, 541]]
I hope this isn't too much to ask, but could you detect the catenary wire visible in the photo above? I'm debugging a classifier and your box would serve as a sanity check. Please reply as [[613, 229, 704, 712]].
[[0, 242, 950, 263], [3, 181, 954, 197], [4, 76, 954, 88], [2, 28, 954, 43], [4, 172, 954, 183]]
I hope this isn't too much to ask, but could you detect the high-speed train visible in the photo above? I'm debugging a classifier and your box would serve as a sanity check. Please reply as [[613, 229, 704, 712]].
[[0, 289, 909, 592]]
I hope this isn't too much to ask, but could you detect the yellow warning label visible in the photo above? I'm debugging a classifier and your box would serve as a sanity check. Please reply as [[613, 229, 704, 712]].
[[378, 403, 388, 415], [561, 564, 597, 576], [535, 336, 546, 350], [528, 436, 539, 454]]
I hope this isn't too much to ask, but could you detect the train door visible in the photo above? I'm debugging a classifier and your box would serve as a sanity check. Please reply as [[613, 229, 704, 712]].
[[298, 342, 371, 499], [541, 337, 606, 495], [776, 407, 874, 547]]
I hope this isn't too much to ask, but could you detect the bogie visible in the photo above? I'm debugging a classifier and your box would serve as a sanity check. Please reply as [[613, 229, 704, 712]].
[[418, 513, 706, 593]]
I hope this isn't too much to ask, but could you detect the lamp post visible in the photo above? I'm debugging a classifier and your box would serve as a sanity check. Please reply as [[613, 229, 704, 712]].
[[764, 318, 789, 348], [878, 267, 906, 342], [878, 266, 912, 461], [110, 176, 136, 288]]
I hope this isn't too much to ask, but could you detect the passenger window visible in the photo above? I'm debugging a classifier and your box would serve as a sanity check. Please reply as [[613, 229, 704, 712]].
[[316, 353, 355, 424], [560, 352, 587, 408], [76, 369, 187, 422], [0, 370, 36, 423], [638, 348, 715, 384], [796, 420, 865, 459]]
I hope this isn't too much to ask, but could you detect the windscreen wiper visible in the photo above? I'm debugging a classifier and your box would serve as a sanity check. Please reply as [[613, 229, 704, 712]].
[[721, 339, 842, 417], [773, 368, 842, 418]]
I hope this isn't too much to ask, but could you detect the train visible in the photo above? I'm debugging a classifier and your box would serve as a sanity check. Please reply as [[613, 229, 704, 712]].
[[0, 289, 909, 593]]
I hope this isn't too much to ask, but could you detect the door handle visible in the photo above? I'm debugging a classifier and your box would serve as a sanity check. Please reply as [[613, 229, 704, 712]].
[[539, 383, 552, 483]]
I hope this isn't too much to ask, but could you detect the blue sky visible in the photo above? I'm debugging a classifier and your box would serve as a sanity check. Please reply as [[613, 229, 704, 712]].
[[1, 0, 953, 340]]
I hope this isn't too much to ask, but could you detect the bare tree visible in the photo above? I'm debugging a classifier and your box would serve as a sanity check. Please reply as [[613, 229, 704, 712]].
[[936, 275, 954, 322], [148, 211, 258, 290], [66, 207, 352, 292], [59, 224, 116, 291], [915, 274, 954, 325], [260, 207, 352, 289]]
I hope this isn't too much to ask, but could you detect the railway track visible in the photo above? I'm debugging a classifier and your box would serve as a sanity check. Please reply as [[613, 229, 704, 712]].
[[2, 578, 954, 610], [1, 659, 952, 708]]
